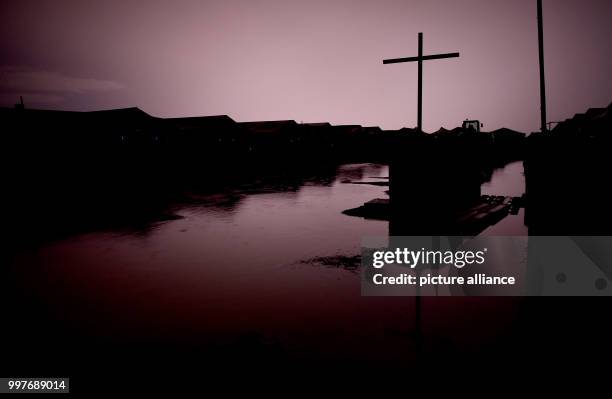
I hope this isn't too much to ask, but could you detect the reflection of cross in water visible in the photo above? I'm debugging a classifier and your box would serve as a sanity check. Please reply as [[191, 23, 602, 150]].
[[414, 235, 440, 355], [383, 32, 459, 133]]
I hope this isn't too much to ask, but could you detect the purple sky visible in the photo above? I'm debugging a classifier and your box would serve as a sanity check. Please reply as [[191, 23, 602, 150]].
[[1, 0, 610, 132]]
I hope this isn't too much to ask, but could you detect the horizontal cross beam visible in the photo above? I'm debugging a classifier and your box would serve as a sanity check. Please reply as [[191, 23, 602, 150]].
[[383, 52, 460, 64]]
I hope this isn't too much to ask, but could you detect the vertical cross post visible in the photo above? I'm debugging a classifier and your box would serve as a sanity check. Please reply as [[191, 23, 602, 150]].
[[417, 32, 423, 133], [537, 0, 547, 133]]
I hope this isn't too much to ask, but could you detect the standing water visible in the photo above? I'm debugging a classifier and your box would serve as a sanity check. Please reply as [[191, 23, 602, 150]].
[[8, 162, 525, 361], [480, 160, 527, 235]]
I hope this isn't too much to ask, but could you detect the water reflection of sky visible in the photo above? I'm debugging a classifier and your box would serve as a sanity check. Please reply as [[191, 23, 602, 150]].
[[481, 161, 525, 197], [10, 162, 526, 360], [480, 161, 527, 236]]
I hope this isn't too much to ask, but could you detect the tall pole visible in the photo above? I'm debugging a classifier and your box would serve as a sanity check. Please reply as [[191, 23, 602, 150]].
[[417, 32, 423, 132], [537, 0, 547, 133]]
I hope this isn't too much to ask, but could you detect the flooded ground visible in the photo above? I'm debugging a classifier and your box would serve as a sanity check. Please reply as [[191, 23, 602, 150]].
[[481, 161, 527, 235], [6, 162, 526, 363]]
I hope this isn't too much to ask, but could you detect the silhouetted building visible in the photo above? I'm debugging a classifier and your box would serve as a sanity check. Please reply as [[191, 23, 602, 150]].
[[525, 102, 612, 234]]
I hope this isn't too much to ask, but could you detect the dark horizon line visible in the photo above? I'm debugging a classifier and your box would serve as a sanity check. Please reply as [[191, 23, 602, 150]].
[[2, 104, 537, 135]]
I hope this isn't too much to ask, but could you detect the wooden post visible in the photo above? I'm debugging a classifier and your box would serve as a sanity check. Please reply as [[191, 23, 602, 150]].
[[418, 32, 423, 133], [537, 0, 547, 133]]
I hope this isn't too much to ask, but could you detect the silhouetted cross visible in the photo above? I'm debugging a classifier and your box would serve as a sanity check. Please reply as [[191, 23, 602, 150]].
[[383, 32, 459, 132]]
